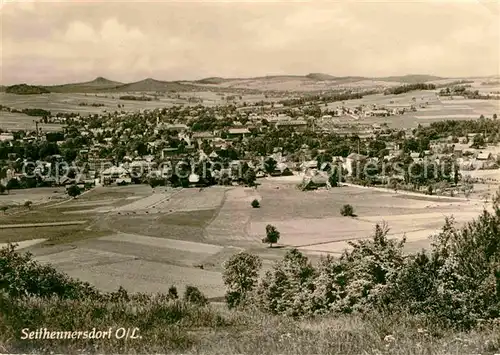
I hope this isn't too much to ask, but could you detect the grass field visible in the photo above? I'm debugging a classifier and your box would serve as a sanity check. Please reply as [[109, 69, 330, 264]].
[[325, 90, 499, 129], [1, 180, 484, 300], [0, 187, 66, 206], [0, 111, 64, 131], [0, 91, 265, 119]]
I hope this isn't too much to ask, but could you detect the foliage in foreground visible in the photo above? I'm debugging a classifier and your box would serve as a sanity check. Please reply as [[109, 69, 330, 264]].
[[1, 291, 499, 354], [1, 196, 500, 353], [0, 244, 206, 306], [224, 204, 500, 328]]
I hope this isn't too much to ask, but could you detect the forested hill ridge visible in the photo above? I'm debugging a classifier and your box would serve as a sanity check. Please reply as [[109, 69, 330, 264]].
[[3, 73, 497, 94], [5, 84, 50, 95]]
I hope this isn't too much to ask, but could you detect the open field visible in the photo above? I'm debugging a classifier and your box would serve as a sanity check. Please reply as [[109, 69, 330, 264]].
[[247, 180, 482, 254], [0, 91, 269, 118], [325, 91, 499, 129], [0, 187, 67, 206], [0, 111, 64, 131], [2, 179, 484, 299]]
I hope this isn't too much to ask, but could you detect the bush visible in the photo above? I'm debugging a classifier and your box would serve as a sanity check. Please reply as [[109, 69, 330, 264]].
[[340, 204, 355, 217], [251, 199, 260, 208], [0, 244, 101, 300], [168, 285, 179, 300], [183, 286, 208, 306], [67, 184, 81, 198], [244, 196, 500, 328]]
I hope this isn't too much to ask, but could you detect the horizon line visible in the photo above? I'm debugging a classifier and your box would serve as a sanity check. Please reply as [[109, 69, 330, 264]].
[[2, 72, 500, 87]]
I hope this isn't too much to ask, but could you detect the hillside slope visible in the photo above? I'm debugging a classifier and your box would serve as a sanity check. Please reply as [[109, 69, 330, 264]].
[[4, 73, 455, 94], [48, 77, 124, 93]]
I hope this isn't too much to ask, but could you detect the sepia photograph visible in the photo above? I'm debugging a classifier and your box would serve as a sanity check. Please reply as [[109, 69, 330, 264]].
[[0, 0, 499, 353]]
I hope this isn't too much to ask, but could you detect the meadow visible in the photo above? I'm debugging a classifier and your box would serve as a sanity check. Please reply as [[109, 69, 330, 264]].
[[328, 90, 499, 129], [0, 179, 486, 300]]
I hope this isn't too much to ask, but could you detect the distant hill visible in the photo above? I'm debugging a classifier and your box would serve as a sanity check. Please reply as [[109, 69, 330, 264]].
[[377, 74, 445, 84], [195, 77, 228, 85], [5, 73, 454, 94], [48, 77, 124, 93], [44, 77, 196, 93], [305, 73, 340, 81], [5, 84, 50, 95], [115, 78, 195, 92]]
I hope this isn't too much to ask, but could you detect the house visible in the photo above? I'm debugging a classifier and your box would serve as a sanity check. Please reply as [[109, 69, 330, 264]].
[[0, 133, 14, 142], [276, 120, 308, 131], [477, 152, 492, 161], [165, 124, 188, 132], [129, 160, 153, 177], [100, 166, 130, 185], [301, 171, 329, 190], [453, 147, 463, 158], [192, 132, 216, 142], [300, 160, 318, 171], [209, 151, 219, 160], [227, 128, 250, 138], [366, 109, 390, 117], [188, 173, 200, 186], [161, 148, 179, 159], [275, 162, 292, 176]]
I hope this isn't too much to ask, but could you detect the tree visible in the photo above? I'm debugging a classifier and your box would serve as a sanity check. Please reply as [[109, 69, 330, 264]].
[[24, 201, 32, 210], [244, 168, 257, 186], [262, 224, 280, 247], [0, 184, 5, 195], [218, 172, 231, 186], [328, 167, 339, 187], [67, 184, 81, 198], [494, 113, 498, 119], [0, 206, 8, 214], [6, 178, 19, 192], [471, 134, 485, 148], [453, 164, 460, 186], [340, 204, 355, 217], [461, 176, 474, 199], [251, 199, 260, 208], [222, 252, 262, 308], [264, 157, 277, 175]]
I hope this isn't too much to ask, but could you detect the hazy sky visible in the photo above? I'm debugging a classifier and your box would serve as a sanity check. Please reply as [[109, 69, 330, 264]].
[[1, 0, 499, 84]]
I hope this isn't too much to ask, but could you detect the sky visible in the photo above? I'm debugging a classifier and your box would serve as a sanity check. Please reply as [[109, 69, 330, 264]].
[[0, 0, 499, 85]]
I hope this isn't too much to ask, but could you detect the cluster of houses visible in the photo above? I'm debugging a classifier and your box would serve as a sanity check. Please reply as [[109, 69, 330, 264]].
[[1, 97, 498, 191]]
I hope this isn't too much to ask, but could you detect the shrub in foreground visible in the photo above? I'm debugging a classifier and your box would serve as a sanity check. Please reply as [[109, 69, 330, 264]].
[[0, 244, 100, 300], [184, 285, 208, 306], [245, 197, 500, 328], [340, 204, 355, 217], [223, 252, 262, 308]]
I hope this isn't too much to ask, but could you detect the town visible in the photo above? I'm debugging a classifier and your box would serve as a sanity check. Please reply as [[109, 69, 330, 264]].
[[1, 0, 500, 352], [1, 87, 499, 198]]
